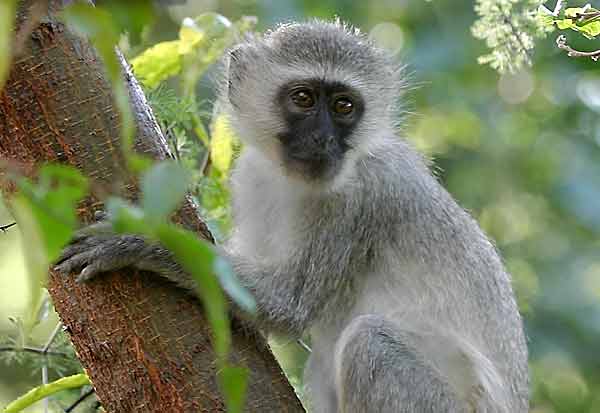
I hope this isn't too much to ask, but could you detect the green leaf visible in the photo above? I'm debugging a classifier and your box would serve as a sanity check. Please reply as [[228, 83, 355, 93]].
[[105, 197, 149, 236], [154, 224, 230, 358], [16, 165, 88, 260], [213, 256, 255, 313], [11, 165, 88, 328], [3, 373, 90, 413], [106, 198, 235, 359], [218, 365, 249, 413], [0, 0, 16, 90], [96, 0, 155, 44], [127, 153, 154, 174], [141, 161, 190, 222]]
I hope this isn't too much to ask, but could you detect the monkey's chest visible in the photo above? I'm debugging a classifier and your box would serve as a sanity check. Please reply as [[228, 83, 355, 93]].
[[233, 203, 305, 262]]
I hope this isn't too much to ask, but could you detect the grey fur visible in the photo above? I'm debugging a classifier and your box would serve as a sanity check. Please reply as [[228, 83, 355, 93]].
[[224, 20, 528, 412], [56, 20, 529, 413]]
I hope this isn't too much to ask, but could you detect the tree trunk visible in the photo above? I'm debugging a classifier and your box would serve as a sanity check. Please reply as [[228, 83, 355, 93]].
[[0, 1, 305, 412]]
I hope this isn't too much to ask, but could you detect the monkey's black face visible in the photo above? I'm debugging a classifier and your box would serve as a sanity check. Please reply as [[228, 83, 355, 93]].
[[276, 79, 364, 181]]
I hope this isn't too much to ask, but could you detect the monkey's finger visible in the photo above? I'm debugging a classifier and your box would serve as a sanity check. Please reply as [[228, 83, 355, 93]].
[[55, 242, 94, 265], [75, 252, 129, 283], [53, 251, 95, 276], [93, 210, 110, 222], [76, 262, 110, 283]]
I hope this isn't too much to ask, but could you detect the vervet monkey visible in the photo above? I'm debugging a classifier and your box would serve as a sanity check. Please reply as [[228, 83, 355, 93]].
[[56, 20, 529, 413]]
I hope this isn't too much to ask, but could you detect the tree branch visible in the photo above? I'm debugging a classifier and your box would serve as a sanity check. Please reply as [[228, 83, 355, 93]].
[[0, 1, 304, 411]]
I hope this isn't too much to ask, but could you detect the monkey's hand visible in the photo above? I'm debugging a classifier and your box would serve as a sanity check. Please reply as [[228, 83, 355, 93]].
[[54, 214, 196, 292]]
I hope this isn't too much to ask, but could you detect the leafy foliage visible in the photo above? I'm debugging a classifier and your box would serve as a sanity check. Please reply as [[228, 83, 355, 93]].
[[474, 1, 600, 72], [538, 2, 600, 38], [472, 0, 553, 73]]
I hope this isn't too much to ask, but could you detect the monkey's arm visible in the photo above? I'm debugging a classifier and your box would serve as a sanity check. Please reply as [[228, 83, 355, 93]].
[[55, 196, 380, 337], [55, 233, 197, 291]]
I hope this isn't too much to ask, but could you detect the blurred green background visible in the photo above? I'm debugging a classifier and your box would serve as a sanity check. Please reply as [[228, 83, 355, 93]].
[[2, 0, 600, 412]]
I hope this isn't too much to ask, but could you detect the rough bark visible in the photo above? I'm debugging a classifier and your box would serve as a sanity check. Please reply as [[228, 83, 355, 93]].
[[0, 1, 305, 412]]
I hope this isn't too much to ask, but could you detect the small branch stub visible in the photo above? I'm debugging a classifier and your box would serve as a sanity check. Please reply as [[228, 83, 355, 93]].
[[0, 222, 17, 232], [556, 34, 600, 61]]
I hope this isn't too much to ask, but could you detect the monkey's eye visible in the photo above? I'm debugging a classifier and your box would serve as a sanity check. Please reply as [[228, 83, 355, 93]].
[[333, 97, 354, 115], [290, 89, 315, 109]]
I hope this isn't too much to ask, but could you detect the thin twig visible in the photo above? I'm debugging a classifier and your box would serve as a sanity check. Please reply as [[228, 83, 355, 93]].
[[43, 322, 63, 353], [42, 322, 63, 413], [552, 0, 565, 16], [64, 388, 95, 413], [0, 345, 70, 358], [556, 34, 600, 60], [42, 365, 49, 413], [0, 222, 16, 232], [297, 339, 312, 353]]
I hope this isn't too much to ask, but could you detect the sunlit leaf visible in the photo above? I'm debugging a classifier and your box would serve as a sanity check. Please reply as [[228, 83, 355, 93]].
[[178, 20, 205, 55], [3, 374, 90, 413], [131, 40, 181, 89], [564, 8, 590, 18], [555, 18, 576, 30], [0, 0, 16, 90], [180, 13, 235, 96], [579, 23, 600, 38], [194, 119, 210, 147], [210, 115, 235, 175]]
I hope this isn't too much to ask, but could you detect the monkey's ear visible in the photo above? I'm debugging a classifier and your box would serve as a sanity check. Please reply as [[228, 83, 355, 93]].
[[227, 44, 249, 103]]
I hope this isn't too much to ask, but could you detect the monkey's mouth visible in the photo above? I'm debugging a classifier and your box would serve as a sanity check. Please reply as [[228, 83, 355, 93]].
[[285, 153, 340, 181]]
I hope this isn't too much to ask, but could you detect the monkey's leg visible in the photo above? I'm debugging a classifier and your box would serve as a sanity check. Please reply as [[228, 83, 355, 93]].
[[333, 314, 475, 413], [303, 348, 339, 413]]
